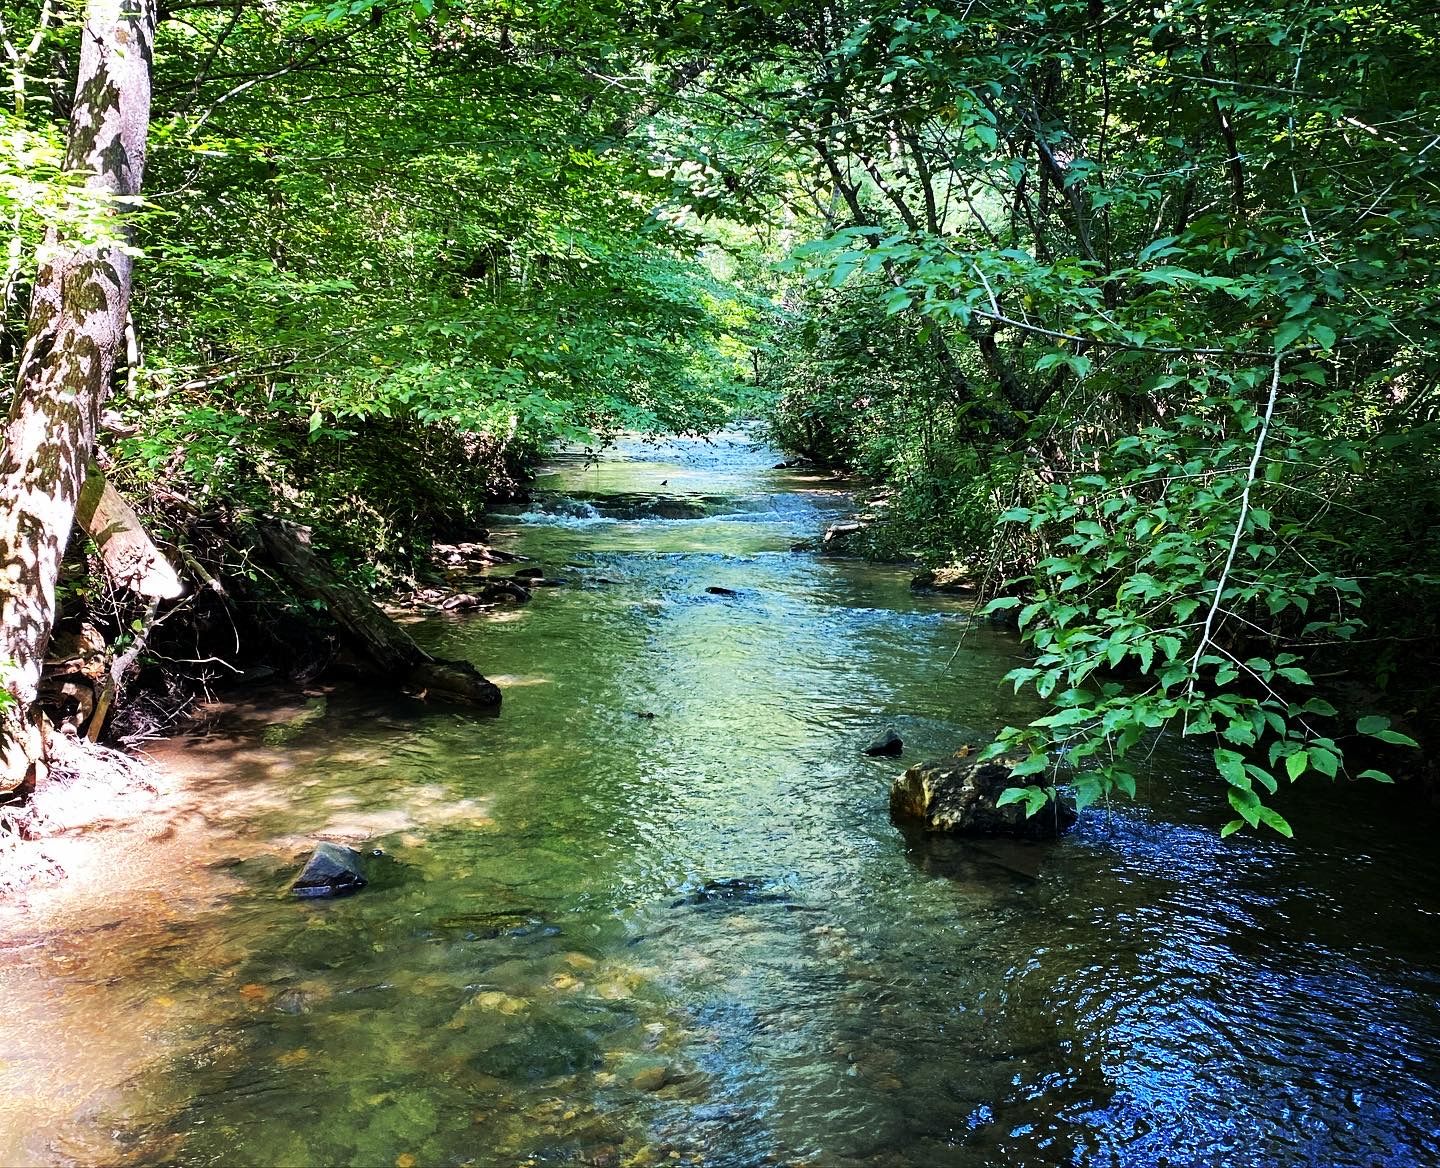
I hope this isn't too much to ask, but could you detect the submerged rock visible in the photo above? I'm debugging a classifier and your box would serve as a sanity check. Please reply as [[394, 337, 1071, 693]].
[[670, 877, 785, 909], [513, 566, 546, 579], [623, 1059, 675, 1092], [705, 586, 740, 597], [890, 754, 1077, 839], [290, 842, 367, 898], [863, 727, 904, 757]]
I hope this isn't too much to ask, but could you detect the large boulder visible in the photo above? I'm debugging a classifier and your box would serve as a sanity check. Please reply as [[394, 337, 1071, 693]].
[[890, 752, 1077, 840]]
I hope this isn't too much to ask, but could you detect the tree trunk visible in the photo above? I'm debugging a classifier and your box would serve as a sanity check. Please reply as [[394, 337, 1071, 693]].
[[257, 523, 502, 710], [0, 0, 158, 792]]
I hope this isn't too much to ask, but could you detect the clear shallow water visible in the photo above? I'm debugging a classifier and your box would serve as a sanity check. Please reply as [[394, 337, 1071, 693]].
[[4, 429, 1440, 1167]]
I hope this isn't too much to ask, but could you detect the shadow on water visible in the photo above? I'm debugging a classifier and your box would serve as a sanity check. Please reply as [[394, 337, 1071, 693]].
[[4, 428, 1440, 1167]]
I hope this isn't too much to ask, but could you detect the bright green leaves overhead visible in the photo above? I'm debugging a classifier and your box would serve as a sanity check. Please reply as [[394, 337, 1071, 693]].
[[118, 0, 760, 503]]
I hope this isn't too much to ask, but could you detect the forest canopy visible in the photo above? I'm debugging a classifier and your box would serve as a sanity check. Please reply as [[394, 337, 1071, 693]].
[[1, 0, 1437, 829]]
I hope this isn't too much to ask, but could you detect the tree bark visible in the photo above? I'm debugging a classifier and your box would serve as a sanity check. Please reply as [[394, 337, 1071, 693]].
[[0, 0, 158, 792]]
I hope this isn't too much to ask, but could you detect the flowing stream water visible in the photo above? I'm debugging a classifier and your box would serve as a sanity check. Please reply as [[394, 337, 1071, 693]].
[[2, 430, 1440, 1167]]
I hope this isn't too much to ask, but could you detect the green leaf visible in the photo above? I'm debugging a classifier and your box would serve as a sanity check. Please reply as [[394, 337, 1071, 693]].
[[1357, 769, 1394, 783], [1274, 319, 1306, 351], [1214, 748, 1249, 788], [1010, 753, 1050, 777], [1228, 786, 1262, 826], [1357, 715, 1420, 747], [1220, 818, 1245, 838], [1221, 720, 1257, 746], [1285, 750, 1308, 781], [1256, 804, 1294, 837]]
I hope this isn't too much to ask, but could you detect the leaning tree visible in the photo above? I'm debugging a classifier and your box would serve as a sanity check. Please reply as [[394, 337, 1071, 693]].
[[0, 0, 158, 790]]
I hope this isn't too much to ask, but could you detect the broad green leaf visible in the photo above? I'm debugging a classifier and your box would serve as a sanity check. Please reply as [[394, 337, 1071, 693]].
[[1228, 786, 1262, 826], [1214, 748, 1249, 788], [1256, 805, 1294, 837]]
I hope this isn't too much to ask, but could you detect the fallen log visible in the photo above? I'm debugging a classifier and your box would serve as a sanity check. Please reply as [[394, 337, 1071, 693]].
[[76, 465, 184, 600], [256, 522, 501, 709]]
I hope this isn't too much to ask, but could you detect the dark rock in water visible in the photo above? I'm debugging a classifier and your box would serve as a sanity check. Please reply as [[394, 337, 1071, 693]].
[[441, 579, 530, 608], [705, 586, 740, 597], [527, 576, 567, 587], [514, 566, 545, 579], [435, 908, 540, 938], [890, 753, 1077, 839], [290, 842, 367, 898], [646, 497, 708, 519], [789, 540, 816, 553], [671, 877, 786, 909], [864, 728, 904, 757], [985, 602, 1022, 631]]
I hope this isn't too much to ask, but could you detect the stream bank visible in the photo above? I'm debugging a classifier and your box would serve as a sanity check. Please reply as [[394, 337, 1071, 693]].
[[2, 429, 1439, 1168]]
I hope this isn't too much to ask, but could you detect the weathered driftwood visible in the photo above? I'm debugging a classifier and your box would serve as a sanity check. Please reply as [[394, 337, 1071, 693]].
[[257, 522, 501, 709], [76, 466, 184, 600]]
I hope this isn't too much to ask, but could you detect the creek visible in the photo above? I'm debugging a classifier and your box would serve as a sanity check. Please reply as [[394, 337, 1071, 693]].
[[2, 429, 1439, 1167]]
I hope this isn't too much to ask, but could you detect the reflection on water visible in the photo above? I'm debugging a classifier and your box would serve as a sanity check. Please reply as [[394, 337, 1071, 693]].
[[2, 428, 1439, 1167]]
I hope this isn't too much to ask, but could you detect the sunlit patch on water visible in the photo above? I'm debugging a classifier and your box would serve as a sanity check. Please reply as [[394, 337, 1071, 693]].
[[1, 430, 1438, 1167]]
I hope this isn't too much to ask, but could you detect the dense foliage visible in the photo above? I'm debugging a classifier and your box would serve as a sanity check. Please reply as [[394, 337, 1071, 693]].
[[3, 0, 1437, 824], [656, 0, 1440, 827], [3, 0, 758, 581]]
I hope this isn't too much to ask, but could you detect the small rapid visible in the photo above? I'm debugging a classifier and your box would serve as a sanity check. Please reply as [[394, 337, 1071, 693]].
[[1, 428, 1437, 1168]]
